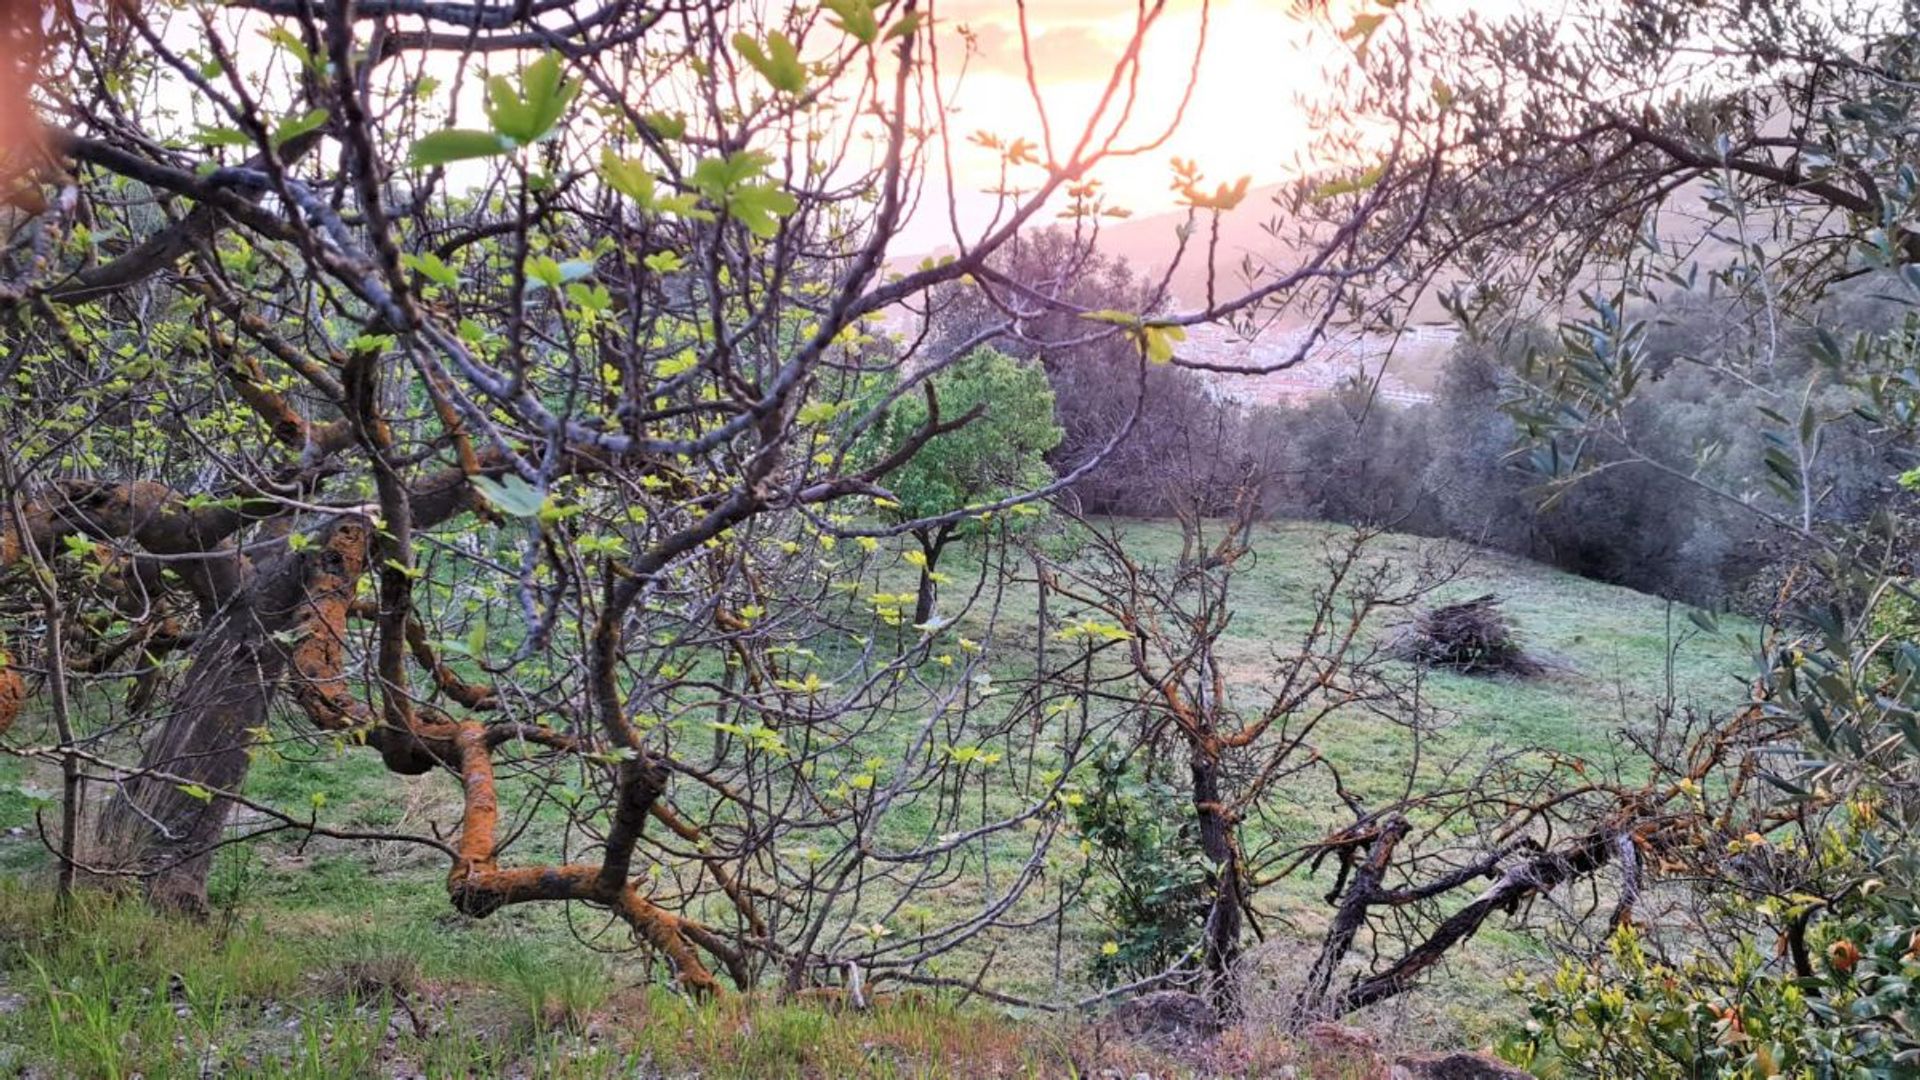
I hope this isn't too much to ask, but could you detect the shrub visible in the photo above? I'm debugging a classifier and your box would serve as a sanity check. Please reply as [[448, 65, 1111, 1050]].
[[1511, 912, 1920, 1078], [1268, 380, 1440, 531], [1070, 749, 1211, 986], [1412, 301, 1907, 609]]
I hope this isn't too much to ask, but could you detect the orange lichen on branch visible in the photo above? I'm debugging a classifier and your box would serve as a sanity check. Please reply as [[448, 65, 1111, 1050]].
[[210, 336, 312, 450], [449, 861, 722, 996], [285, 518, 375, 732], [450, 722, 499, 874], [404, 616, 498, 710], [414, 356, 483, 478], [444, 722, 722, 996], [0, 517, 21, 568], [201, 316, 355, 457], [0, 492, 56, 568], [0, 643, 23, 737]]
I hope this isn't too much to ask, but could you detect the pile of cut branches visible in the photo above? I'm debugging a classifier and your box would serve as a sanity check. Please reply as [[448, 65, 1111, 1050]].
[[1389, 594, 1540, 676]]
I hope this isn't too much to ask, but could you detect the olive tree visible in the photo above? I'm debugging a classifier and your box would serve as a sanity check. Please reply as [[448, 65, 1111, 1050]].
[[1303, 0, 1920, 1060]]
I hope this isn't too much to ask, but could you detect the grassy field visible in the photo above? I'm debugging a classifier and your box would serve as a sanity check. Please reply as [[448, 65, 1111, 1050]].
[[0, 519, 1756, 1077]]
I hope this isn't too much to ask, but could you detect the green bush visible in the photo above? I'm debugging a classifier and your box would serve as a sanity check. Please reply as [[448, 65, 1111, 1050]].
[[1070, 748, 1212, 985], [1511, 871, 1920, 1077]]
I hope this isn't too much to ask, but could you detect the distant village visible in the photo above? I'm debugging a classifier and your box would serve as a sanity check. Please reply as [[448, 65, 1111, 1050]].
[[1178, 322, 1452, 408]]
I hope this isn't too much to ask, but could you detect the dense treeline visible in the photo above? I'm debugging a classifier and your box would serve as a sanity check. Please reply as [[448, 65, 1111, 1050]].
[[994, 234, 1915, 609]]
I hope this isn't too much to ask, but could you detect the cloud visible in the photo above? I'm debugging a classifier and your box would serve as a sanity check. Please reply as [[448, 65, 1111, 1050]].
[[951, 21, 1129, 83]]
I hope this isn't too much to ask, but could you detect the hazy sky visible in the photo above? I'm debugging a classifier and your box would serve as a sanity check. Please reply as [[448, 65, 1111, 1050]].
[[900, 0, 1540, 252], [901, 0, 1336, 249], [70, 1, 1536, 257]]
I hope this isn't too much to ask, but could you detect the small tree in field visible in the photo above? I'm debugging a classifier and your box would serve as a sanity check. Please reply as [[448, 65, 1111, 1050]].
[[859, 347, 1061, 625]]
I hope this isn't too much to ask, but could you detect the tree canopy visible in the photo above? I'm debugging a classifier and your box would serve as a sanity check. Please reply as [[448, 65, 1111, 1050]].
[[856, 346, 1060, 621], [0, 0, 1418, 1003]]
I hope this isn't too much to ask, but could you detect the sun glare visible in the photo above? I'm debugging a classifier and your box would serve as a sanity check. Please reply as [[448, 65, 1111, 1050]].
[[907, 0, 1336, 248]]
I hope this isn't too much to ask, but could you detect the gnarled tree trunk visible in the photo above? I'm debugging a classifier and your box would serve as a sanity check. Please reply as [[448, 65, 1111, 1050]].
[[94, 519, 363, 914], [94, 615, 278, 913]]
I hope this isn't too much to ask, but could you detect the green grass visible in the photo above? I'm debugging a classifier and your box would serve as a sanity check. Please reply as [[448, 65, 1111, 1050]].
[[0, 518, 1757, 1074], [0, 883, 1212, 1078], [855, 519, 1754, 1037]]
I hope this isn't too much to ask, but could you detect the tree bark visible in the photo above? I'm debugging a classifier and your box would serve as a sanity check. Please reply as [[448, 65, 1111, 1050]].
[[1296, 817, 1409, 1022], [93, 520, 364, 914], [94, 616, 279, 913], [912, 525, 952, 627], [1191, 745, 1244, 1018]]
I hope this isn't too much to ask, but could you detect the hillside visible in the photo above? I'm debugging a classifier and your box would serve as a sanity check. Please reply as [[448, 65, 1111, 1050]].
[[0, 520, 1754, 1078]]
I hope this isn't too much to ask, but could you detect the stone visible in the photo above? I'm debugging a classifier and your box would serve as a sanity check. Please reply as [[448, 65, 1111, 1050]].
[[1300, 1022, 1385, 1074]]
